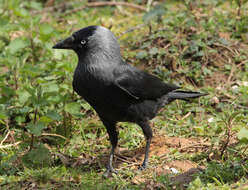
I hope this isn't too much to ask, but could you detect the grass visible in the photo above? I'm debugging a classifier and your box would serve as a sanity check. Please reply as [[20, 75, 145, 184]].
[[0, 0, 248, 189]]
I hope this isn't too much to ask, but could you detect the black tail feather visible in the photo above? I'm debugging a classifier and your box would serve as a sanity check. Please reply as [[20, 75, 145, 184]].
[[167, 90, 208, 100]]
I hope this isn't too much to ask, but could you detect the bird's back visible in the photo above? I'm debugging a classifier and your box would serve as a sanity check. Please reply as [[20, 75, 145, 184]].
[[72, 60, 178, 122]]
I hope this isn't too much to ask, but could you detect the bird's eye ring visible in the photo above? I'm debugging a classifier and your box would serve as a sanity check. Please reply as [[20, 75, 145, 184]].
[[81, 40, 86, 45]]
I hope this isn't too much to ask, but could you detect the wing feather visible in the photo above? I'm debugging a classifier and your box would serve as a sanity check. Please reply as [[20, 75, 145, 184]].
[[114, 64, 179, 100]]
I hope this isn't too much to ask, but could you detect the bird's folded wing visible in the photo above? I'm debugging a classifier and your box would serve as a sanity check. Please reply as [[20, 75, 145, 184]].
[[114, 65, 179, 100]]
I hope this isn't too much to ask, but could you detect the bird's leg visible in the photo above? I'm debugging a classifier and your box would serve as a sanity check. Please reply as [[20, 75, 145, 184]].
[[106, 146, 116, 174], [141, 137, 151, 169], [139, 121, 153, 170], [104, 141, 117, 178], [102, 120, 118, 177]]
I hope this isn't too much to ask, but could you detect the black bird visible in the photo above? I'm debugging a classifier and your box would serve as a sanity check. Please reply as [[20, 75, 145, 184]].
[[53, 26, 207, 176]]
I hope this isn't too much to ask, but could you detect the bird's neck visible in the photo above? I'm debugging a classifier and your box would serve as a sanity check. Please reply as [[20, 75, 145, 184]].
[[75, 54, 115, 85], [78, 49, 122, 67]]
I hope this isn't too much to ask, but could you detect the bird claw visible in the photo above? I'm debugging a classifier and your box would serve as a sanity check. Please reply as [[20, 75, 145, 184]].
[[138, 162, 148, 171], [103, 168, 118, 178]]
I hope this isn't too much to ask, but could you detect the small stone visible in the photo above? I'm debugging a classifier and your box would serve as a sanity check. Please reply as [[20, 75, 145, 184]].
[[211, 96, 219, 104]]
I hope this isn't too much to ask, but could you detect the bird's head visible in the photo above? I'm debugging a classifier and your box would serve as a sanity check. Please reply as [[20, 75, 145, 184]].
[[53, 26, 121, 61]]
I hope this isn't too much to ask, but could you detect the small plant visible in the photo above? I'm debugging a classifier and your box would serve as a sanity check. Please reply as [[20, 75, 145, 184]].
[[0, 0, 247, 189]]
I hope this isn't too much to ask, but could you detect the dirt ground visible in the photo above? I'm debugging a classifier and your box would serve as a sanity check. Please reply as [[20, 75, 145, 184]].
[[128, 136, 207, 188], [63, 135, 209, 189]]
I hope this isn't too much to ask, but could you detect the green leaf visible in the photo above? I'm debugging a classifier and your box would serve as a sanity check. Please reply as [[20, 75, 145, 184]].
[[42, 83, 59, 93], [143, 5, 166, 23], [218, 38, 229, 46], [47, 95, 61, 103], [194, 50, 204, 57], [28, 1, 42, 10], [46, 111, 61, 121], [194, 126, 204, 135], [149, 47, 159, 55], [7, 37, 29, 54], [43, 75, 58, 81], [202, 67, 212, 75], [0, 18, 9, 27], [19, 107, 32, 114], [81, 102, 92, 111], [17, 89, 31, 104], [39, 116, 53, 124], [13, 8, 29, 18], [65, 102, 81, 116], [53, 49, 70, 60], [26, 121, 46, 136], [40, 24, 54, 35], [40, 24, 54, 41], [0, 110, 7, 120], [136, 51, 148, 59], [22, 144, 51, 168], [237, 128, 248, 143]]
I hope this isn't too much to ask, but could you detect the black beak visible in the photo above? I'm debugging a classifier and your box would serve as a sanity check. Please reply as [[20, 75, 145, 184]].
[[53, 36, 75, 49]]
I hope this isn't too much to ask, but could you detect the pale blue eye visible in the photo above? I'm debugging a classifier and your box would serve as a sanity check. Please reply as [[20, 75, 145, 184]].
[[81, 40, 86, 45]]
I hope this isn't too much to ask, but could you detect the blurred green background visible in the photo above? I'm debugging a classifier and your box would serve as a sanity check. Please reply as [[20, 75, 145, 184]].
[[0, 0, 248, 189]]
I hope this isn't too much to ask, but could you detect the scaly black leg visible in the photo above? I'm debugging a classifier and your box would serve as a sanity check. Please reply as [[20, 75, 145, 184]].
[[138, 121, 153, 170], [102, 120, 118, 177]]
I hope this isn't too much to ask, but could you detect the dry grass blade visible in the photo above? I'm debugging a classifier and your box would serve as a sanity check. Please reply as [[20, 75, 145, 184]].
[[0, 130, 11, 146], [0, 141, 22, 149], [41, 133, 68, 140]]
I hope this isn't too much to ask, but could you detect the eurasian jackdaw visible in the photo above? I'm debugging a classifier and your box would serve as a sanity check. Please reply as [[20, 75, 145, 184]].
[[53, 25, 207, 176]]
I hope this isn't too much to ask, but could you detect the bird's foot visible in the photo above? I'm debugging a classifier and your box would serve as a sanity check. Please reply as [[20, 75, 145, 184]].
[[138, 162, 148, 171], [103, 167, 118, 178]]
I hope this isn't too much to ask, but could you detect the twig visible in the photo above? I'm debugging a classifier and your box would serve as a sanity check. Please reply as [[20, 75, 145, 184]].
[[41, 133, 68, 140], [180, 112, 191, 120], [237, 60, 248, 67], [177, 142, 212, 151], [115, 155, 136, 164], [213, 43, 236, 56], [64, 2, 146, 16], [220, 91, 236, 99], [117, 162, 139, 170], [155, 27, 170, 33], [14, 67, 18, 90], [226, 64, 236, 86], [220, 118, 234, 157], [221, 99, 248, 109], [0, 141, 22, 149], [0, 131, 10, 146], [30, 108, 38, 151], [236, 0, 242, 17], [146, 0, 153, 11]]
